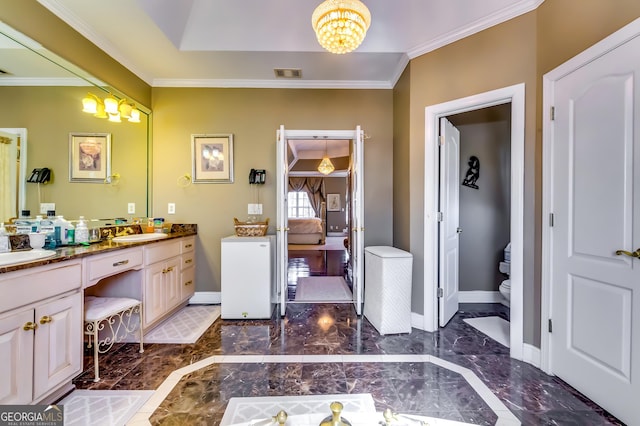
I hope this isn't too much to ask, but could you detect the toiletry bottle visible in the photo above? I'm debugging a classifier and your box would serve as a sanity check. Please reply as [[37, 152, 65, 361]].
[[15, 210, 32, 234], [66, 221, 75, 245], [55, 215, 70, 245], [146, 218, 154, 233], [41, 211, 57, 248], [0, 223, 10, 253], [75, 216, 89, 244], [154, 217, 164, 233], [32, 215, 43, 233]]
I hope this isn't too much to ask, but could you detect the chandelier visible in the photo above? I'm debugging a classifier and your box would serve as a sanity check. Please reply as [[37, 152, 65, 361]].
[[317, 141, 335, 175], [311, 0, 371, 54]]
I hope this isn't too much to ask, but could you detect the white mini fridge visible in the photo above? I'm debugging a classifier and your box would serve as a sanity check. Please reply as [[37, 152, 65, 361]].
[[221, 235, 276, 319]]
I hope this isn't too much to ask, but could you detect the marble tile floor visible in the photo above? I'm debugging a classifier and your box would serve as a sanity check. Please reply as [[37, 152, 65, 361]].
[[71, 303, 624, 425]]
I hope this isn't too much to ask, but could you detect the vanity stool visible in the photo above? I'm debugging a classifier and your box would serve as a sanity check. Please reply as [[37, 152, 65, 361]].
[[84, 296, 144, 382]]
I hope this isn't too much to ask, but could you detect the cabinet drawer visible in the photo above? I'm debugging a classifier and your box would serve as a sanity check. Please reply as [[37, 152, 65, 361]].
[[182, 253, 195, 269], [181, 266, 195, 302], [0, 262, 82, 314], [181, 237, 195, 254], [144, 240, 181, 265], [86, 248, 143, 284]]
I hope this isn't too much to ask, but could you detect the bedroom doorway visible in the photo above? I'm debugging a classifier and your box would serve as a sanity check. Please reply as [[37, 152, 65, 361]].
[[276, 126, 365, 316]]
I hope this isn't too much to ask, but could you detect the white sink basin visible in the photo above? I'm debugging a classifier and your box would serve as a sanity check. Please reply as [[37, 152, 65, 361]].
[[0, 249, 57, 267], [112, 233, 169, 243]]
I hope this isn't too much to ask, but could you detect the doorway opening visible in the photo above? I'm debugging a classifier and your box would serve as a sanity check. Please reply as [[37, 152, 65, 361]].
[[423, 83, 525, 360], [276, 127, 365, 316]]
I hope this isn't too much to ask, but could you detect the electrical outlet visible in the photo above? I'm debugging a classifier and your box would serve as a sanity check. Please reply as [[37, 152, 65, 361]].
[[127, 203, 135, 214], [168, 203, 176, 214], [40, 203, 55, 214], [248, 203, 263, 214]]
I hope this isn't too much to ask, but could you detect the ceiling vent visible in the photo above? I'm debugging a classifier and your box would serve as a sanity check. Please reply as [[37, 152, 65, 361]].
[[274, 68, 302, 79]]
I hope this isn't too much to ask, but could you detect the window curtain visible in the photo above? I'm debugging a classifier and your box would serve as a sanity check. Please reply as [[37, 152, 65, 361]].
[[288, 177, 326, 217]]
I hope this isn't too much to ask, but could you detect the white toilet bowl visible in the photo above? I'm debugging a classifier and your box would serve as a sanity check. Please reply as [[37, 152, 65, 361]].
[[499, 279, 511, 307]]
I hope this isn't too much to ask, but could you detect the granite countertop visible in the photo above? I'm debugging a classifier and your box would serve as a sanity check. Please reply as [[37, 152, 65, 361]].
[[0, 224, 197, 275]]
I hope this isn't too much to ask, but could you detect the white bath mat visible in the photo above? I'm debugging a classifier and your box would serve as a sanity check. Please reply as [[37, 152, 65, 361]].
[[144, 304, 220, 344], [295, 276, 352, 302], [463, 316, 510, 347], [220, 393, 376, 426], [59, 390, 152, 426]]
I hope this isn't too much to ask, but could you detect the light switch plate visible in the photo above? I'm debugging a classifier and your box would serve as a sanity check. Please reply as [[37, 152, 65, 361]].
[[168, 203, 176, 214], [127, 203, 135, 214], [248, 203, 262, 214], [40, 203, 55, 214]]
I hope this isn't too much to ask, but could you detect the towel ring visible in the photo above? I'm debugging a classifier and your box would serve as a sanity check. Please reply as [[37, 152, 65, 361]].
[[177, 173, 192, 187]]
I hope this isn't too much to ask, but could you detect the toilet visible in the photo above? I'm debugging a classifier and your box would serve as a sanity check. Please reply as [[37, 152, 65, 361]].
[[499, 243, 511, 307]]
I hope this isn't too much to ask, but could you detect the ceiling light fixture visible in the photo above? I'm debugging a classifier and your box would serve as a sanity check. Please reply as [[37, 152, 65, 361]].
[[312, 0, 371, 54], [317, 141, 335, 175], [81, 92, 141, 123]]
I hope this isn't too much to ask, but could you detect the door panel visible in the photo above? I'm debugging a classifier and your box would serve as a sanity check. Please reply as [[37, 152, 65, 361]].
[[439, 117, 460, 327], [351, 126, 364, 314], [550, 30, 639, 425], [276, 125, 288, 316]]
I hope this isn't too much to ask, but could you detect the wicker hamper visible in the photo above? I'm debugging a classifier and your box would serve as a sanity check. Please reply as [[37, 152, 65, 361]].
[[233, 218, 269, 237]]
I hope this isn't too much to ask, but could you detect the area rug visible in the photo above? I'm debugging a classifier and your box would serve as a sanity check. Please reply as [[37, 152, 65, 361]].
[[220, 393, 376, 426], [59, 390, 153, 426], [294, 276, 352, 302], [143, 304, 220, 344], [463, 316, 510, 347]]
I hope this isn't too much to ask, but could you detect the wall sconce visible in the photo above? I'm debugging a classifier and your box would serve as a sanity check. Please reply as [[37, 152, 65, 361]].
[[81, 92, 141, 124]]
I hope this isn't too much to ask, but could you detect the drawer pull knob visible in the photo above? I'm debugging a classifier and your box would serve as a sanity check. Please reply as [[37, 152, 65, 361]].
[[113, 260, 129, 267], [185, 259, 193, 264], [163, 266, 175, 274], [184, 280, 193, 286], [23, 322, 38, 331], [185, 244, 193, 248], [39, 316, 52, 324]]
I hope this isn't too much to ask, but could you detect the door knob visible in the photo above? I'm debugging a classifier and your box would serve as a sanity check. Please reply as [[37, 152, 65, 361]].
[[615, 249, 640, 258], [456, 227, 462, 234]]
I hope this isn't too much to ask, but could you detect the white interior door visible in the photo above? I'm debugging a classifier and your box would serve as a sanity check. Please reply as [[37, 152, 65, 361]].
[[276, 125, 289, 317], [351, 126, 364, 314], [439, 117, 460, 327], [548, 29, 640, 425]]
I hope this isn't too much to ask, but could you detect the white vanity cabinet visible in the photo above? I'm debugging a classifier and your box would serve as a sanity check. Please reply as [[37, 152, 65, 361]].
[[143, 239, 183, 328], [0, 261, 82, 404]]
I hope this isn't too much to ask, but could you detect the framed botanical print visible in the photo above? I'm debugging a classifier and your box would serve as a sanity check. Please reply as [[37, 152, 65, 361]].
[[69, 132, 111, 182], [191, 134, 234, 183]]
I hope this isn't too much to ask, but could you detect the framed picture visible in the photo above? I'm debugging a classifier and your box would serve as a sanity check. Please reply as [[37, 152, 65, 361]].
[[327, 193, 341, 211], [69, 133, 111, 182], [191, 134, 234, 183]]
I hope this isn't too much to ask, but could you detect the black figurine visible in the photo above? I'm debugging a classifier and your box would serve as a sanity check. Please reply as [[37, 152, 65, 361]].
[[462, 155, 480, 189]]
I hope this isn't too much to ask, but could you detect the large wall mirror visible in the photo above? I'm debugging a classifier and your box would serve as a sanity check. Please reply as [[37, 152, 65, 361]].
[[0, 21, 150, 223]]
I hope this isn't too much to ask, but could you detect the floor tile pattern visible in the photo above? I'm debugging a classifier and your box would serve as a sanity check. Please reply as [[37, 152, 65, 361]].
[[72, 303, 624, 425]]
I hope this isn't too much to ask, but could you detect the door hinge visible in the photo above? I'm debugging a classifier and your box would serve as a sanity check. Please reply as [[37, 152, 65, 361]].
[[437, 212, 443, 222], [548, 319, 553, 333], [439, 135, 445, 146], [549, 213, 554, 227], [437, 287, 444, 298], [550, 106, 555, 121]]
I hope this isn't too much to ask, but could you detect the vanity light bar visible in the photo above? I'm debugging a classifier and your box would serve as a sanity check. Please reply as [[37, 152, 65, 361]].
[[81, 92, 141, 123]]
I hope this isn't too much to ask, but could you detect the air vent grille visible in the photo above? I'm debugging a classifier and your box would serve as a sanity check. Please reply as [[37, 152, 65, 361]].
[[274, 68, 302, 79]]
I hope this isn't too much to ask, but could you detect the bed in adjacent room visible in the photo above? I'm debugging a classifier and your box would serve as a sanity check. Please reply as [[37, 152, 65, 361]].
[[288, 202, 326, 245]]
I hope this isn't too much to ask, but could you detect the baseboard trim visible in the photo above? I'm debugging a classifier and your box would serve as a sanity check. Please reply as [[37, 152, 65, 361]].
[[459, 290, 503, 304], [523, 343, 541, 368], [189, 291, 221, 304], [411, 311, 428, 331]]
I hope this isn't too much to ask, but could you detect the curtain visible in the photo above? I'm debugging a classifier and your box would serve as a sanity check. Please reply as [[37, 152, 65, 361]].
[[288, 177, 326, 217]]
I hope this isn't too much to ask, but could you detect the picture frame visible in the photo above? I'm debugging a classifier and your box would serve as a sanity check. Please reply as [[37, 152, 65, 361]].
[[191, 134, 234, 183], [69, 133, 111, 183], [327, 193, 341, 211]]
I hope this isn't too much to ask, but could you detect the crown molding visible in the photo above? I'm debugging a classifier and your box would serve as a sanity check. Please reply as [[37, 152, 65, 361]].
[[151, 78, 393, 89], [0, 77, 91, 86], [407, 0, 545, 59]]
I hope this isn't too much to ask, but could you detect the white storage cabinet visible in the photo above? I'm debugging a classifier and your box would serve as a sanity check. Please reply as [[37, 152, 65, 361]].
[[221, 235, 275, 319]]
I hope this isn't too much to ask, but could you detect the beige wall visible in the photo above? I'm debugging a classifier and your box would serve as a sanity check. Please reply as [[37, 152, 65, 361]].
[[0, 86, 148, 220], [392, 65, 411, 253], [400, 0, 640, 346], [152, 88, 393, 293]]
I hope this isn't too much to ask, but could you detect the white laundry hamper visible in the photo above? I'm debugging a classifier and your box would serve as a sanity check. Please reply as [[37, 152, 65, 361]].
[[364, 246, 413, 335]]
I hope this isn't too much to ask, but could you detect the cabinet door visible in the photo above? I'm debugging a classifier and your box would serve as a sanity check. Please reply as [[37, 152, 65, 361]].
[[0, 310, 34, 404], [164, 257, 182, 312], [33, 292, 82, 400], [144, 262, 166, 328]]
